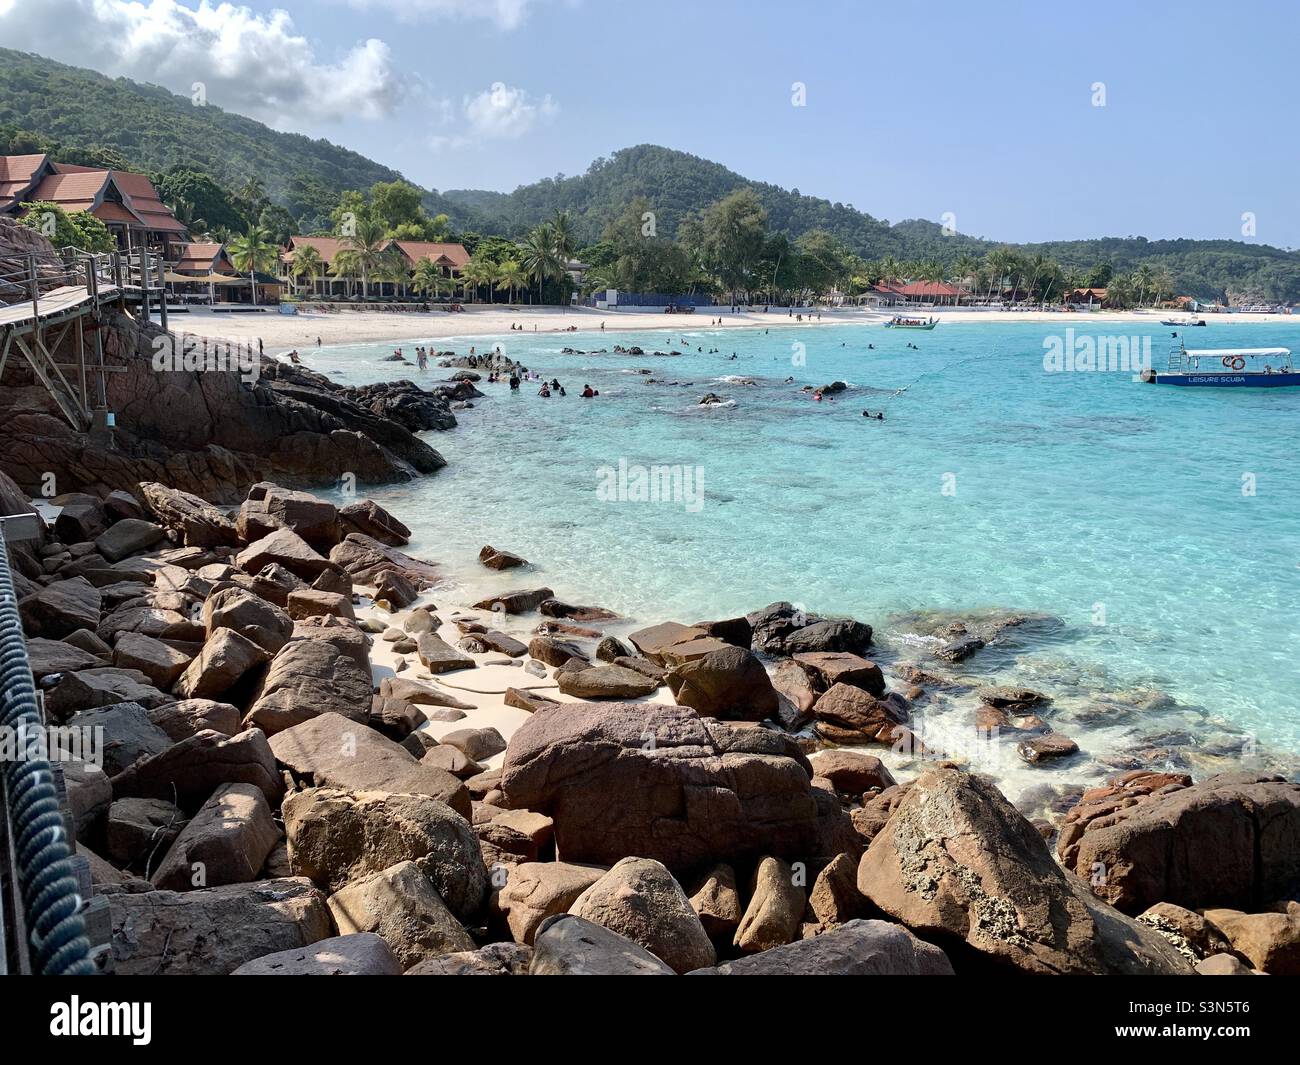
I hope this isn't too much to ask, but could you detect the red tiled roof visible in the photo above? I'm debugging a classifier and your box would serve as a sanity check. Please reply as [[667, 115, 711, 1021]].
[[283, 236, 351, 264], [0, 154, 50, 211], [92, 201, 144, 225], [171, 241, 235, 273], [2, 157, 186, 237], [392, 240, 469, 269], [897, 280, 962, 297]]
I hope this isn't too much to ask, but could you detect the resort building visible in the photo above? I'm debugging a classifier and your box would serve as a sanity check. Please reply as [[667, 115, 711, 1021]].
[[1064, 287, 1108, 307], [279, 236, 469, 298], [870, 280, 966, 306], [0, 154, 188, 253], [161, 240, 281, 304]]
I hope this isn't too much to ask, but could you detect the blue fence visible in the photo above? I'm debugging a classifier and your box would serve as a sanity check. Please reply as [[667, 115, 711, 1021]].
[[587, 291, 713, 308]]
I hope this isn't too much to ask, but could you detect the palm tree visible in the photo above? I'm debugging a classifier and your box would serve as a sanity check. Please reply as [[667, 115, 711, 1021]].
[[495, 259, 525, 305], [330, 251, 359, 299], [519, 222, 565, 305], [341, 216, 388, 299], [1133, 263, 1156, 307], [551, 210, 576, 261], [227, 224, 277, 306], [412, 259, 448, 302], [374, 248, 410, 299], [290, 244, 323, 298], [168, 196, 208, 238], [462, 256, 496, 303]]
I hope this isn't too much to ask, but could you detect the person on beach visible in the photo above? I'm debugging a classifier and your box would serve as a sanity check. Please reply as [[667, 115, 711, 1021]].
[[316, 337, 321, 346]]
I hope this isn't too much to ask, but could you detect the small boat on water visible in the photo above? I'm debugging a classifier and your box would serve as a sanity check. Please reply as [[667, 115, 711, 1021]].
[[1141, 339, 1300, 387], [885, 315, 937, 330], [1161, 316, 1206, 326]]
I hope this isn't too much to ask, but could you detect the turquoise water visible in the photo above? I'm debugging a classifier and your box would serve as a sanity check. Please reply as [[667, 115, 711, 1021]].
[[309, 319, 1300, 784]]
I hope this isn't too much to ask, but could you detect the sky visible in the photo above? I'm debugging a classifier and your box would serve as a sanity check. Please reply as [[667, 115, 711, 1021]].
[[3, 0, 1299, 247]]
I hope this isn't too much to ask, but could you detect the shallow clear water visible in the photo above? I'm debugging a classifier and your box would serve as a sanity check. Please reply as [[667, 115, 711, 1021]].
[[306, 318, 1300, 793]]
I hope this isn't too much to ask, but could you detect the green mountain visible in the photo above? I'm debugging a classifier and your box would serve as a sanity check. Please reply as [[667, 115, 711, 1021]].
[[2, 49, 1298, 302], [0, 48, 411, 227]]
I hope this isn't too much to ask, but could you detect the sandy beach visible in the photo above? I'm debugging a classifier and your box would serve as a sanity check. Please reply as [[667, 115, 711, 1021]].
[[167, 302, 1297, 352]]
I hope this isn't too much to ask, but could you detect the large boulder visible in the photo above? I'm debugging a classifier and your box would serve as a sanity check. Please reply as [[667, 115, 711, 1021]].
[[244, 483, 339, 547], [203, 586, 294, 654], [330, 533, 439, 589], [569, 857, 716, 973], [856, 767, 1193, 974], [496, 861, 607, 945], [1209, 911, 1300, 975], [792, 651, 885, 697], [555, 664, 658, 699], [65, 701, 173, 777], [94, 518, 166, 563], [327, 859, 475, 969], [529, 914, 674, 975], [147, 698, 240, 741], [734, 856, 804, 953], [138, 482, 240, 547], [111, 631, 192, 688], [499, 701, 824, 876], [236, 528, 333, 581], [747, 601, 872, 657], [665, 646, 780, 721], [268, 713, 469, 816], [18, 576, 101, 637], [111, 727, 283, 812], [689, 919, 954, 975], [812, 682, 908, 745], [25, 637, 103, 679], [339, 499, 410, 545], [173, 628, 269, 700], [108, 877, 332, 975], [1057, 772, 1300, 915], [282, 788, 487, 921], [405, 942, 532, 976], [244, 637, 372, 735], [231, 933, 402, 976], [150, 783, 281, 891]]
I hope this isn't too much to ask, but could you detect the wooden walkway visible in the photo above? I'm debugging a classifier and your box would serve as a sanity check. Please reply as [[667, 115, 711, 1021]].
[[0, 247, 165, 431]]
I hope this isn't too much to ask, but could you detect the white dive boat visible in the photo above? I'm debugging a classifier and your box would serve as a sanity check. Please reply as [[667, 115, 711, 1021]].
[[1141, 339, 1300, 387]]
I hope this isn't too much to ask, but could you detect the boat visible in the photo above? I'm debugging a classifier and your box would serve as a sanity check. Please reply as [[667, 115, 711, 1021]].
[[1140, 340, 1300, 387], [885, 315, 937, 330], [1160, 316, 1206, 326]]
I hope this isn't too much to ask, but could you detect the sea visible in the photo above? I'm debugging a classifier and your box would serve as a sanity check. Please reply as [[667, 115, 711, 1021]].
[[305, 317, 1300, 804]]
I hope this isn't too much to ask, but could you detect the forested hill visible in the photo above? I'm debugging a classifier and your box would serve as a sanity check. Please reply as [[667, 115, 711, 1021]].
[[442, 144, 991, 259], [0, 49, 414, 227]]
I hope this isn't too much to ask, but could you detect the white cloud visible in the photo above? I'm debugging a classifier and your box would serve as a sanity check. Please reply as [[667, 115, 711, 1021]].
[[464, 82, 559, 139], [1, 0, 406, 125], [333, 0, 539, 30]]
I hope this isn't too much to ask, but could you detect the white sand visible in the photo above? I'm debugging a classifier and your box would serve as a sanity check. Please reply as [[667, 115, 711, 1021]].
[[165, 303, 1296, 353], [358, 590, 674, 772]]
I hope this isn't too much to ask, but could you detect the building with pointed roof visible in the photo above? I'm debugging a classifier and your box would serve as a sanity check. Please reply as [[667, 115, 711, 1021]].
[[0, 154, 188, 252]]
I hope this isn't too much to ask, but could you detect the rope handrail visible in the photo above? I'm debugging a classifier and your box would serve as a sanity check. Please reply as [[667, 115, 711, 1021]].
[[0, 532, 93, 975]]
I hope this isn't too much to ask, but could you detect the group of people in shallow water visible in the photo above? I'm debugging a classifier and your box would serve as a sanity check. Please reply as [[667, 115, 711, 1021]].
[[483, 367, 599, 398]]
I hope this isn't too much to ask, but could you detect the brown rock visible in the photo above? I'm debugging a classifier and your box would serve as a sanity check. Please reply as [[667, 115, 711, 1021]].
[[734, 856, 805, 953], [665, 645, 780, 721], [812, 682, 908, 744], [151, 783, 281, 891], [569, 857, 716, 973], [793, 651, 886, 697], [147, 698, 241, 741], [138, 483, 240, 547], [809, 852, 865, 926], [556, 663, 658, 699], [174, 628, 268, 699], [497, 861, 607, 945], [244, 637, 372, 735], [1212, 911, 1300, 974], [107, 877, 331, 975], [203, 586, 294, 654], [282, 788, 486, 919], [112, 631, 192, 688], [269, 712, 469, 816], [856, 767, 1193, 974], [500, 701, 823, 875], [810, 750, 897, 795], [687, 863, 742, 944], [327, 859, 475, 969], [111, 727, 284, 812], [287, 587, 355, 621], [232, 932, 402, 975]]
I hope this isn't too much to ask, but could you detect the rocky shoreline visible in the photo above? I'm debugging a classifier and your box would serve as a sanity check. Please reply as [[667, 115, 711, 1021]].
[[5, 473, 1299, 976]]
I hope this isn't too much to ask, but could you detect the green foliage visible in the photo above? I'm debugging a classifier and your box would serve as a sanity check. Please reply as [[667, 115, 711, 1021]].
[[17, 200, 115, 252], [155, 167, 245, 233]]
